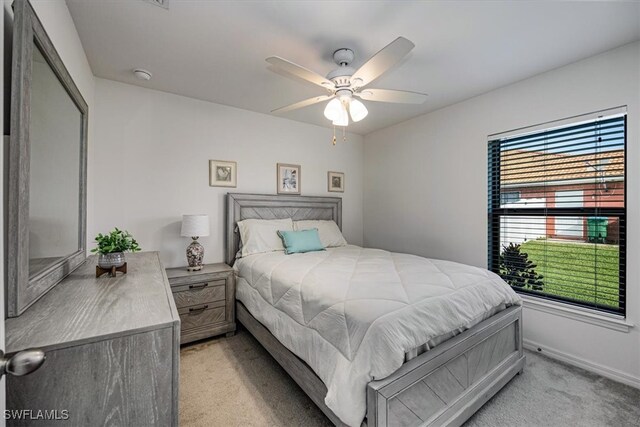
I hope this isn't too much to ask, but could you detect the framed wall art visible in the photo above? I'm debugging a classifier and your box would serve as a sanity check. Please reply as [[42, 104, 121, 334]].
[[209, 160, 237, 187], [277, 163, 301, 195], [328, 171, 344, 193]]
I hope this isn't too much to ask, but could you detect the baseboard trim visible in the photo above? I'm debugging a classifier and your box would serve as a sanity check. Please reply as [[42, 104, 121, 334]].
[[523, 339, 640, 390]]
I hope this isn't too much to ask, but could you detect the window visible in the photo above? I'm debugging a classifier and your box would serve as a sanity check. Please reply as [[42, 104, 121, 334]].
[[488, 112, 626, 315], [500, 192, 521, 205]]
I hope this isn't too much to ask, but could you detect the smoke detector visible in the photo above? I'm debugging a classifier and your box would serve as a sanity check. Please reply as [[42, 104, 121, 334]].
[[133, 69, 152, 81], [143, 0, 169, 9]]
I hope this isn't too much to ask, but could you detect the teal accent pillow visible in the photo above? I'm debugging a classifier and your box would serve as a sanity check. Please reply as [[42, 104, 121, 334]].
[[277, 229, 325, 255]]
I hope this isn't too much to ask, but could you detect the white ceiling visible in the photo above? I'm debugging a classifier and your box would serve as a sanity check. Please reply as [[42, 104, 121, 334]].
[[66, 0, 640, 135]]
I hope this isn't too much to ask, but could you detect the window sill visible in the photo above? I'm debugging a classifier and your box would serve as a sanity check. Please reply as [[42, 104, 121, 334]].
[[520, 295, 634, 333]]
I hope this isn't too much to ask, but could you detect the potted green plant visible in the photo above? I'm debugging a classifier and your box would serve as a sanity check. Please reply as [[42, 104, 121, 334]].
[[91, 228, 141, 269]]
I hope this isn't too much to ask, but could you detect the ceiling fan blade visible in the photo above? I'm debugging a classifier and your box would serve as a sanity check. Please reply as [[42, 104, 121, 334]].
[[271, 95, 335, 114], [355, 88, 427, 104], [266, 56, 334, 90], [351, 37, 415, 88]]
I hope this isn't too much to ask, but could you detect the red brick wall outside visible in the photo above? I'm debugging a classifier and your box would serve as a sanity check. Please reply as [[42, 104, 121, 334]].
[[511, 181, 624, 243]]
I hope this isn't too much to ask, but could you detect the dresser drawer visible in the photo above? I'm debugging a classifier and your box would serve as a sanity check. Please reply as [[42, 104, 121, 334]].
[[178, 303, 226, 331], [172, 281, 226, 309], [171, 278, 225, 293]]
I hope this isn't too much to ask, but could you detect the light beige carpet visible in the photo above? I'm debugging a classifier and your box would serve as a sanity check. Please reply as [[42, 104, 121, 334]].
[[180, 328, 640, 427], [180, 328, 330, 427]]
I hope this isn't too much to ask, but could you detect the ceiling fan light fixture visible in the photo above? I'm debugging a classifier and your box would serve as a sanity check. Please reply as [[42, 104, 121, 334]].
[[267, 37, 426, 131], [349, 99, 368, 122], [323, 98, 343, 121], [332, 104, 349, 127]]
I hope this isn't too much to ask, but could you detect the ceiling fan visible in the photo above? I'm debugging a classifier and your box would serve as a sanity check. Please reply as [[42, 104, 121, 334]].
[[266, 37, 427, 127]]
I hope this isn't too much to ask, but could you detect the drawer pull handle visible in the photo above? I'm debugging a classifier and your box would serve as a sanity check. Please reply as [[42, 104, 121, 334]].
[[188, 305, 208, 314], [189, 283, 208, 290]]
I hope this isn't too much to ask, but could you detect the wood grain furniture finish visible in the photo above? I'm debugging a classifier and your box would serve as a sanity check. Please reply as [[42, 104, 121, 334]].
[[5, 252, 180, 426], [8, 0, 89, 317], [368, 307, 523, 427], [226, 193, 525, 427], [166, 263, 236, 344]]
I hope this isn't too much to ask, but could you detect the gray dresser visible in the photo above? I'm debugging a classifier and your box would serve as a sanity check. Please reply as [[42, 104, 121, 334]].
[[5, 252, 180, 426]]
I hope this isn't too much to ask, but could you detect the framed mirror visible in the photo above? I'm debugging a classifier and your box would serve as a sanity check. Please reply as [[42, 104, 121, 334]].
[[8, 0, 88, 317]]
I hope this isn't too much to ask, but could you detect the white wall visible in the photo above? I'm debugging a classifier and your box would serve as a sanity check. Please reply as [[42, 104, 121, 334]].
[[364, 42, 640, 386], [90, 78, 364, 268]]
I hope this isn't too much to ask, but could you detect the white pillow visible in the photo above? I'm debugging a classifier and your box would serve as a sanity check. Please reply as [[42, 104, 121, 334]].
[[237, 218, 293, 257], [294, 220, 347, 248]]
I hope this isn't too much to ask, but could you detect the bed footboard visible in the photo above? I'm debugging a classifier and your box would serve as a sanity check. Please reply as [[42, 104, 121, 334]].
[[367, 305, 524, 427]]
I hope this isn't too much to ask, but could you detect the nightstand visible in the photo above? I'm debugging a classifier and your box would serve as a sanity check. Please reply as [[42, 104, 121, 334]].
[[166, 263, 236, 344]]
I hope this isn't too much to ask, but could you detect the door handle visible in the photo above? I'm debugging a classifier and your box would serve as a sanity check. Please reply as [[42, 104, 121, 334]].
[[0, 349, 46, 377]]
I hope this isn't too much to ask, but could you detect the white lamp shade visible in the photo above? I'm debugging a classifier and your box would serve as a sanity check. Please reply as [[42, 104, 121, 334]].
[[349, 99, 368, 122], [332, 103, 349, 126], [181, 214, 210, 237], [323, 98, 343, 121]]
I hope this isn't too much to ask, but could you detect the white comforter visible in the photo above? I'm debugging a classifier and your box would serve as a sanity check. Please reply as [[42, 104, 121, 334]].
[[235, 245, 520, 426]]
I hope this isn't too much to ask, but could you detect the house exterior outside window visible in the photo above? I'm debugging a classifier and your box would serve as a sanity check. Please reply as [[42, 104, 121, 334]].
[[488, 111, 626, 315]]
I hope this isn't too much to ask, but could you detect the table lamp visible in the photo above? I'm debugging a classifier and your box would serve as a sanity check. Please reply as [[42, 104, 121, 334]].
[[181, 214, 210, 271]]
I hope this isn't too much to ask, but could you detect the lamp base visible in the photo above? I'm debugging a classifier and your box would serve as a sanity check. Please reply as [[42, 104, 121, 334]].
[[186, 238, 205, 271]]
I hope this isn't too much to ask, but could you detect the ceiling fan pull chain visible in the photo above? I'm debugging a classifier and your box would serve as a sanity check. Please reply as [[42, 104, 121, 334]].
[[343, 127, 347, 143], [332, 125, 337, 146]]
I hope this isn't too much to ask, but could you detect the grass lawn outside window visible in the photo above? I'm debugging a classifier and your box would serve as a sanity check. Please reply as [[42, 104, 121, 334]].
[[519, 239, 620, 309]]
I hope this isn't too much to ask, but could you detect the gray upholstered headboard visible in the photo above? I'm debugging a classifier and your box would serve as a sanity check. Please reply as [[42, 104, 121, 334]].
[[225, 193, 342, 265]]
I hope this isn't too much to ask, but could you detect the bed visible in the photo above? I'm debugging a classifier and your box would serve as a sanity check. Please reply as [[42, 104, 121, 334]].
[[226, 193, 525, 427]]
